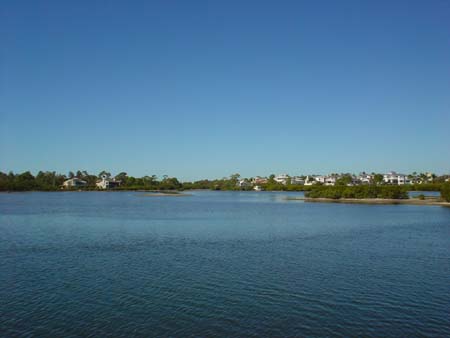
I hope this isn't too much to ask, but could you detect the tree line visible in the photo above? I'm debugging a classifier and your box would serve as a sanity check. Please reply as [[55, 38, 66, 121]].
[[1, 171, 449, 199], [0, 171, 319, 192], [0, 171, 182, 191]]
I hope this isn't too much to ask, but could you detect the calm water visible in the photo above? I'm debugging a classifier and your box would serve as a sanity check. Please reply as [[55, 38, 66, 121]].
[[1, 191, 449, 337]]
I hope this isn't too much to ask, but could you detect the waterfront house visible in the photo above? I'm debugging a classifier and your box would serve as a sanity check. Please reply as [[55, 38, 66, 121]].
[[252, 176, 268, 185], [324, 176, 337, 186], [291, 176, 305, 185], [274, 174, 290, 185], [314, 175, 326, 184], [357, 173, 373, 184], [314, 175, 337, 186], [383, 172, 411, 185], [304, 175, 317, 186], [96, 175, 121, 189], [237, 179, 252, 188], [62, 177, 87, 188]]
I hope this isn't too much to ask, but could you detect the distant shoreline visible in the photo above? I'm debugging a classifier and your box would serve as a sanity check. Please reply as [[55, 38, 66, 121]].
[[288, 197, 450, 207]]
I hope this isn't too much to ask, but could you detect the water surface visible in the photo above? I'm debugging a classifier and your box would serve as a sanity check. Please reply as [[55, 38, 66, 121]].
[[1, 191, 449, 337]]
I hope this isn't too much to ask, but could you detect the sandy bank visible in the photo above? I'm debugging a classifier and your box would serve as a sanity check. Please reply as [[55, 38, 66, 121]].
[[138, 192, 191, 197]]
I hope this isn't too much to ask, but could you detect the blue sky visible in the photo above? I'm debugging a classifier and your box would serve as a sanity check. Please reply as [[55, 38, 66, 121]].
[[1, 0, 449, 180]]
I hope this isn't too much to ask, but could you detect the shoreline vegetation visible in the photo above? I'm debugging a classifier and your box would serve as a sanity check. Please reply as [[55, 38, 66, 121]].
[[1, 170, 449, 204], [305, 185, 410, 199], [287, 196, 450, 207], [301, 185, 450, 206]]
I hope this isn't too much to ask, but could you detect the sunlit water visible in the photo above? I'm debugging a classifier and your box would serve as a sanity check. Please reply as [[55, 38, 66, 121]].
[[1, 191, 449, 337]]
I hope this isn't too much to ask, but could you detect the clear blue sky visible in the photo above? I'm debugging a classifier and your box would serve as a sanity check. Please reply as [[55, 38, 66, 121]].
[[1, 0, 449, 181]]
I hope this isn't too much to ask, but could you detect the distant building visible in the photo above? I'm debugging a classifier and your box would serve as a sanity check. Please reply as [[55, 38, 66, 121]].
[[237, 179, 251, 188], [274, 174, 290, 185], [62, 177, 87, 188], [314, 175, 326, 184], [314, 175, 336, 186], [425, 172, 435, 182], [357, 173, 373, 184], [291, 176, 305, 185], [324, 176, 337, 186], [383, 172, 411, 185], [96, 175, 121, 189], [304, 175, 317, 186], [252, 176, 268, 185]]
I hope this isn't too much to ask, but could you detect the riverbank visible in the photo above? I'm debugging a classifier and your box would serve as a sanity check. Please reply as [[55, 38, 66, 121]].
[[287, 196, 450, 207]]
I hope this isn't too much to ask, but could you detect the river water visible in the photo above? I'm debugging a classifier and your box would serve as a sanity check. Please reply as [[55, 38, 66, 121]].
[[1, 191, 449, 337]]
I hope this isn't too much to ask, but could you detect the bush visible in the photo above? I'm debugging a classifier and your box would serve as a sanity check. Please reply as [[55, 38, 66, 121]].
[[305, 185, 408, 200], [441, 183, 450, 202], [409, 183, 443, 191]]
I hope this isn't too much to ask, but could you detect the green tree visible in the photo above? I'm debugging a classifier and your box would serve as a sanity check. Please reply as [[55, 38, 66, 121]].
[[115, 172, 128, 184], [160, 177, 182, 190], [0, 172, 12, 191], [373, 174, 383, 185], [14, 171, 36, 191], [98, 171, 111, 178], [35, 171, 58, 190], [336, 174, 353, 186]]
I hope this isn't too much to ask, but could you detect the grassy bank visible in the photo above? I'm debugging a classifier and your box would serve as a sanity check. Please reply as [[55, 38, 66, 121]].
[[300, 183, 450, 206], [304, 185, 409, 200], [302, 197, 450, 206]]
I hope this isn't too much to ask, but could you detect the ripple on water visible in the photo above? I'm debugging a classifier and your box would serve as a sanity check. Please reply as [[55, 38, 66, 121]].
[[1, 191, 450, 336]]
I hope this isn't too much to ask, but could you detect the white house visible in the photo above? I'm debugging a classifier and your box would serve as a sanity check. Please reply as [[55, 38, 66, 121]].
[[274, 174, 290, 185], [314, 175, 326, 184], [62, 177, 87, 188], [291, 176, 305, 185], [324, 176, 337, 186], [237, 179, 251, 188], [357, 173, 373, 184], [96, 175, 121, 189], [304, 175, 317, 186], [313, 175, 337, 186], [383, 172, 411, 185]]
